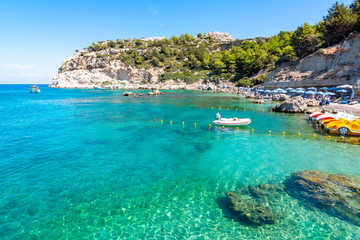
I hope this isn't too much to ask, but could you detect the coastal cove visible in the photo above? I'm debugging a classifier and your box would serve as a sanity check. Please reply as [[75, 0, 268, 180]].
[[1, 85, 360, 239]]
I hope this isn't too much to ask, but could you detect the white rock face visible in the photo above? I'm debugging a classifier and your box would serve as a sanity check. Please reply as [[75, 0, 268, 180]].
[[265, 34, 360, 93], [50, 52, 164, 88], [204, 32, 234, 42], [142, 37, 166, 41]]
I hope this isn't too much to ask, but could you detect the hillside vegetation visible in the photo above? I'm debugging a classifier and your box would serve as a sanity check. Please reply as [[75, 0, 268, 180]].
[[81, 0, 360, 87]]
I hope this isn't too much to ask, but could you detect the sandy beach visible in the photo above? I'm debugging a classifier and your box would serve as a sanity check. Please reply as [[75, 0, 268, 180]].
[[324, 103, 360, 115]]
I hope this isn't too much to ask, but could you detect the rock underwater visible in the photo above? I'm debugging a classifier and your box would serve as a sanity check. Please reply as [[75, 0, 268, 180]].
[[225, 190, 277, 225], [248, 184, 284, 198], [284, 170, 360, 226]]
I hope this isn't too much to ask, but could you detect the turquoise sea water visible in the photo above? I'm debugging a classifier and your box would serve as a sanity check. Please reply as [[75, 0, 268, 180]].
[[0, 84, 359, 239]]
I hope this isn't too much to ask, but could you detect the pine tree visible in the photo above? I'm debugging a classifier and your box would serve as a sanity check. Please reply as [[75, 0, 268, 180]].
[[321, 2, 357, 46], [292, 23, 322, 58]]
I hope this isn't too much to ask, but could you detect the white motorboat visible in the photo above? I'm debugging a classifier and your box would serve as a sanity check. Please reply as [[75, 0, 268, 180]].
[[29, 85, 40, 93], [94, 86, 105, 90], [212, 113, 251, 126]]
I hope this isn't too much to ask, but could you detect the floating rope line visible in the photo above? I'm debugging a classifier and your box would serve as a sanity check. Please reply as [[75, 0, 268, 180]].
[[152, 120, 360, 145], [206, 106, 268, 112]]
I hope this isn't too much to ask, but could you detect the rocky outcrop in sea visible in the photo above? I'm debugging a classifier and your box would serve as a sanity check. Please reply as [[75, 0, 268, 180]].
[[272, 96, 308, 113], [271, 94, 289, 102]]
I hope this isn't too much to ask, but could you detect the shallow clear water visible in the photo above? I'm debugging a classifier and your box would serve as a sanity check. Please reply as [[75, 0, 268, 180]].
[[0, 85, 359, 239]]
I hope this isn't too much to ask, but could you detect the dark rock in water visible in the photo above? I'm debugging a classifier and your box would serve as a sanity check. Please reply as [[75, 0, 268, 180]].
[[272, 96, 307, 113], [248, 184, 284, 198], [252, 99, 265, 104], [284, 170, 360, 226], [225, 191, 277, 225], [245, 95, 255, 99]]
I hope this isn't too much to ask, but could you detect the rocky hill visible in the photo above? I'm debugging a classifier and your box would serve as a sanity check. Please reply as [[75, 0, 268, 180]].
[[50, 32, 236, 88], [265, 34, 360, 94], [50, 31, 294, 89]]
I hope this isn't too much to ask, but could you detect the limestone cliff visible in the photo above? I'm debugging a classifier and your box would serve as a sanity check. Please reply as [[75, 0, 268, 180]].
[[265, 34, 360, 93], [50, 51, 164, 88]]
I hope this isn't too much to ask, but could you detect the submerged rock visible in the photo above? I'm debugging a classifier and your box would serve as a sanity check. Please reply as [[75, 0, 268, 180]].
[[272, 96, 307, 113], [284, 170, 360, 226], [248, 184, 284, 198], [225, 191, 277, 225]]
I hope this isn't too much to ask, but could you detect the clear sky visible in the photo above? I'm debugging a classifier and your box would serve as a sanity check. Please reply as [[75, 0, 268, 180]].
[[0, 0, 354, 84]]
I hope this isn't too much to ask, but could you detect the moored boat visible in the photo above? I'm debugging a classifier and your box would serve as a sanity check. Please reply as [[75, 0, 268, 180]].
[[212, 113, 251, 126], [29, 85, 40, 93], [94, 86, 105, 90]]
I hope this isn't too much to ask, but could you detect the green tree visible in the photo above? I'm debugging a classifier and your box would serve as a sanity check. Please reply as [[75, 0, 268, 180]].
[[320, 2, 357, 46], [107, 41, 116, 48], [350, 0, 360, 31], [210, 52, 226, 73], [160, 45, 171, 57], [188, 54, 201, 69], [150, 56, 161, 67], [221, 51, 236, 72], [236, 78, 253, 87], [292, 23, 322, 58], [134, 56, 144, 65], [134, 39, 143, 47]]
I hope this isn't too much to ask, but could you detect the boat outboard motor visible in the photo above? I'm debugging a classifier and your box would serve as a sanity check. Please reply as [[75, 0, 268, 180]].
[[216, 112, 221, 120]]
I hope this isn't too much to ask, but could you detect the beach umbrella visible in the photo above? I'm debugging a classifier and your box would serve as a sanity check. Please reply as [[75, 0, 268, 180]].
[[319, 87, 328, 91], [337, 84, 353, 89], [270, 90, 278, 93], [296, 88, 305, 91], [350, 90, 355, 99], [307, 87, 317, 91], [336, 89, 348, 98], [315, 91, 324, 95], [296, 90, 305, 94], [304, 90, 315, 94], [279, 90, 288, 94], [328, 87, 339, 91], [324, 92, 335, 96], [285, 88, 294, 91], [336, 89, 348, 93], [290, 89, 298, 93], [275, 88, 284, 91], [264, 90, 271, 93], [258, 89, 264, 93]]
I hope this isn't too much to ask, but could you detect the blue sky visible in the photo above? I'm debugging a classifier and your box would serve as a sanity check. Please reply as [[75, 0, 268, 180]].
[[0, 0, 354, 84]]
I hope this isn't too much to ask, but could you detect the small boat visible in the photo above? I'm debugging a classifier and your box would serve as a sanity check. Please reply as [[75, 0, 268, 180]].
[[94, 86, 105, 90], [123, 91, 133, 96], [212, 113, 251, 126], [29, 85, 40, 93]]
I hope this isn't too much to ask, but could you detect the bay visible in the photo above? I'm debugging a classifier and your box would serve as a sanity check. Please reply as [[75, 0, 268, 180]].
[[0, 84, 359, 239]]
